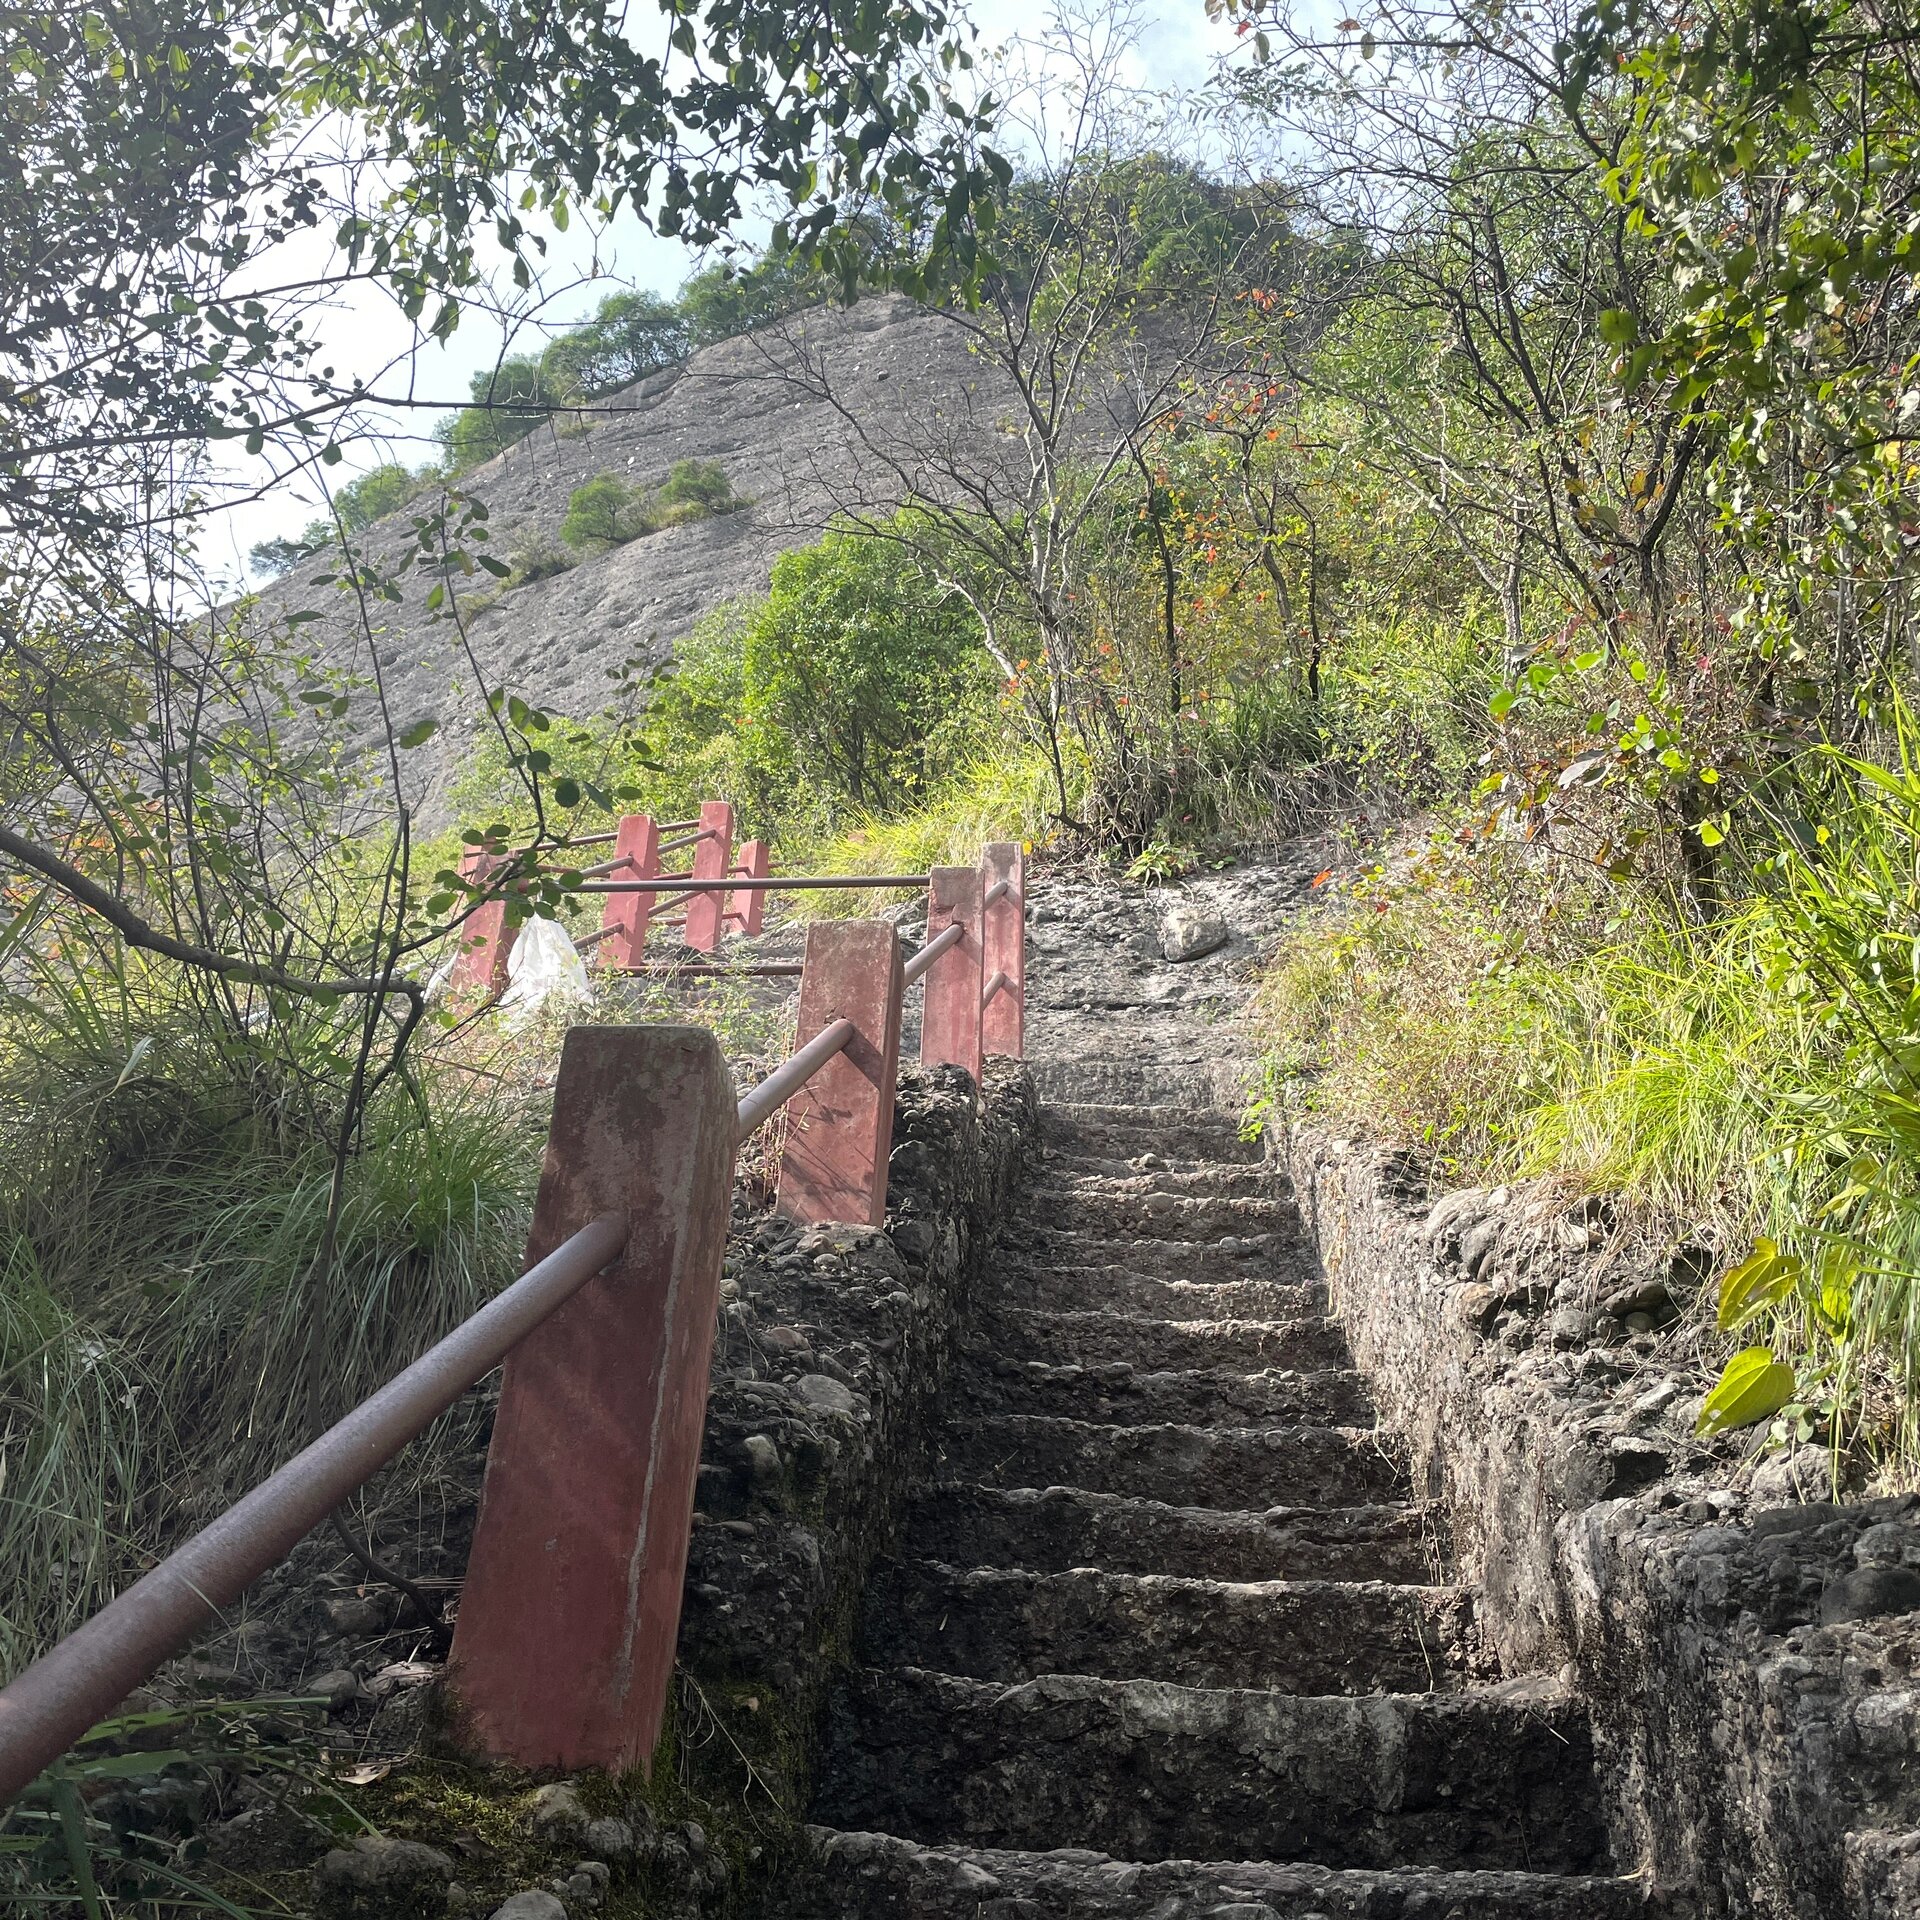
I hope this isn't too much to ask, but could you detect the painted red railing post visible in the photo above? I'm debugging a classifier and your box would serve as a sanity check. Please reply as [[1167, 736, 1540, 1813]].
[[597, 813, 660, 968], [451, 844, 515, 996], [725, 838, 770, 936], [447, 1025, 736, 1775], [982, 841, 1025, 1059], [921, 865, 985, 1084], [683, 801, 734, 953], [775, 921, 904, 1226]]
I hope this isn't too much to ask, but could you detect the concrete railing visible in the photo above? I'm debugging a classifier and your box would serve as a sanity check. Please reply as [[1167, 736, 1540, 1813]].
[[0, 830, 1026, 1797]]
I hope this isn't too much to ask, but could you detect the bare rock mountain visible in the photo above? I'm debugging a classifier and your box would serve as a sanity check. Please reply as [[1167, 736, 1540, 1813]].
[[253, 296, 1010, 805]]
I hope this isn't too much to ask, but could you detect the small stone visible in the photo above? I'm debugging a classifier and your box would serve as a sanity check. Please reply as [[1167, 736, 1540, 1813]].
[[307, 1669, 363, 1714], [324, 1594, 393, 1635], [1624, 1312, 1654, 1335], [566, 1866, 607, 1906], [1158, 902, 1229, 962], [1820, 1565, 1920, 1625], [1602, 1275, 1675, 1322], [572, 1860, 612, 1889], [1546, 1305, 1590, 1349], [742, 1434, 782, 1487], [581, 1818, 633, 1862], [526, 1780, 590, 1842], [1856, 1522, 1920, 1569], [313, 1836, 453, 1918], [488, 1895, 567, 1920], [760, 1326, 808, 1352], [794, 1373, 858, 1417]]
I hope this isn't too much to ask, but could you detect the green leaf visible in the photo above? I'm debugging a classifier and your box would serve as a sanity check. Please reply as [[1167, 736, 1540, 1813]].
[[1695, 1347, 1797, 1436], [1597, 308, 1639, 347], [553, 776, 581, 809], [1717, 1237, 1803, 1329], [398, 718, 439, 749], [1488, 687, 1519, 720]]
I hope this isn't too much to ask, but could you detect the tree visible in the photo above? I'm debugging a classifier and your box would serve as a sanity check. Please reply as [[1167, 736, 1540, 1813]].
[[760, 9, 1285, 831], [742, 527, 988, 809], [541, 291, 693, 396]]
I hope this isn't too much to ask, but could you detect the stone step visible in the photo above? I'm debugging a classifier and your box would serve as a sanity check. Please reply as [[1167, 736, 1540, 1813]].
[[955, 1357, 1376, 1429], [983, 1261, 1321, 1321], [1010, 1188, 1301, 1245], [905, 1484, 1437, 1584], [791, 1831, 1659, 1920], [977, 1305, 1351, 1375], [1041, 1102, 1264, 1165], [813, 1669, 1607, 1874], [936, 1416, 1407, 1510], [995, 1228, 1313, 1286], [860, 1561, 1476, 1693], [1032, 1162, 1278, 1201], [1031, 1062, 1230, 1106]]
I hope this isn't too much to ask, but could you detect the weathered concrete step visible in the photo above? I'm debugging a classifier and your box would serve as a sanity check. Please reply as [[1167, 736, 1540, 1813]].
[[936, 1416, 1407, 1509], [1011, 1188, 1300, 1245], [984, 1260, 1321, 1321], [906, 1484, 1436, 1584], [1031, 1061, 1227, 1106], [956, 1357, 1376, 1428], [1032, 1162, 1277, 1201], [861, 1562, 1475, 1693], [814, 1669, 1607, 1873], [792, 1830, 1659, 1919], [978, 1305, 1350, 1374], [1042, 1102, 1264, 1164], [1000, 1228, 1312, 1286]]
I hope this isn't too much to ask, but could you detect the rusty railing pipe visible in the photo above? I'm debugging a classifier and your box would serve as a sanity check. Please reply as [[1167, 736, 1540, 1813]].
[[902, 920, 964, 988], [0, 1211, 630, 1806], [735, 1017, 855, 1145], [578, 875, 926, 895], [982, 969, 1008, 1008], [984, 879, 1009, 909]]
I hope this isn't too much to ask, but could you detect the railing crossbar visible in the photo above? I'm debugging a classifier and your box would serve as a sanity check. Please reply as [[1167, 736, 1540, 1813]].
[[982, 968, 1008, 1008], [734, 1016, 855, 1145], [579, 874, 925, 895], [902, 919, 964, 987]]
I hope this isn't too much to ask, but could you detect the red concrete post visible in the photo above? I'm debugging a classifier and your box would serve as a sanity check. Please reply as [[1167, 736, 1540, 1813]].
[[597, 814, 660, 969], [776, 921, 904, 1227], [447, 1025, 737, 1775], [682, 801, 734, 952], [920, 865, 985, 1085], [725, 838, 770, 936], [451, 844, 515, 996], [982, 841, 1025, 1059]]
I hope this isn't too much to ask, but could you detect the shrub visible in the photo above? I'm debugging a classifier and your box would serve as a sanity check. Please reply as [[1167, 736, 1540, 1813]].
[[657, 457, 743, 517], [560, 474, 655, 550]]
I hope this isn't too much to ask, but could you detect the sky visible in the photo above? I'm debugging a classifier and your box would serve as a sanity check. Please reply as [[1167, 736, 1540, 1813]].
[[199, 0, 1244, 587]]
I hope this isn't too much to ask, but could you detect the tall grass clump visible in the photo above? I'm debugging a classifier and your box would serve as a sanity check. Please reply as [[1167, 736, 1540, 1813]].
[[1254, 723, 1920, 1480], [0, 938, 542, 1674]]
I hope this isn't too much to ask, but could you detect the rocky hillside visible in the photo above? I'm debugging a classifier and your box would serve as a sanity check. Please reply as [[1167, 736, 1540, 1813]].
[[250, 296, 1016, 808]]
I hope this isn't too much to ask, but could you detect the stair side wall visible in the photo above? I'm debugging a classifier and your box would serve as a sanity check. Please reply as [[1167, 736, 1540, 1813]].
[[1285, 1126, 1920, 1920]]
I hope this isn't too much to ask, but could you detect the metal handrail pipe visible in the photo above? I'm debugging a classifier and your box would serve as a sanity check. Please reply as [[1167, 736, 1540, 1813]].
[[982, 969, 1008, 1008], [655, 832, 704, 856], [902, 920, 964, 988], [574, 857, 625, 879], [623, 963, 804, 979], [0, 1211, 630, 1806], [578, 874, 926, 895], [734, 1017, 855, 1145], [984, 879, 1009, 909], [575, 925, 619, 950], [559, 829, 619, 849]]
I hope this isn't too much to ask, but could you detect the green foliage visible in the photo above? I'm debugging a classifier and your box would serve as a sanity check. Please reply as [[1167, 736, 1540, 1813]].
[[541, 289, 691, 396], [250, 462, 426, 575], [0, 940, 541, 1674], [560, 473, 653, 550], [657, 457, 740, 516]]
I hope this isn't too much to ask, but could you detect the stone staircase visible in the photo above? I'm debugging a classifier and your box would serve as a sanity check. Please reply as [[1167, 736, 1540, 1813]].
[[784, 875, 1658, 1919]]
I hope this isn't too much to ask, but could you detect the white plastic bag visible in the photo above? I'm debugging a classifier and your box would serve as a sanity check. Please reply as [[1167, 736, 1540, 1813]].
[[498, 917, 592, 1027]]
